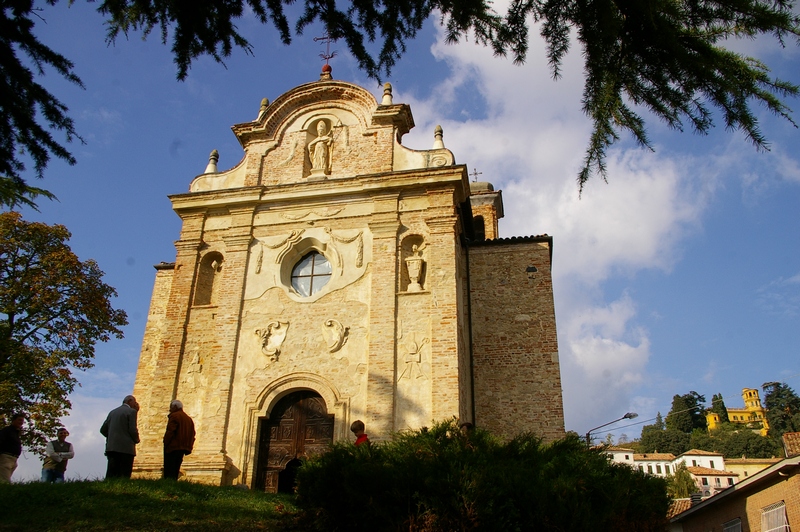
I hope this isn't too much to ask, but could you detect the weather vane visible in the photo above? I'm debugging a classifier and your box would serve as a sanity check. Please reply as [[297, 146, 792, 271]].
[[314, 33, 338, 65], [470, 169, 483, 182]]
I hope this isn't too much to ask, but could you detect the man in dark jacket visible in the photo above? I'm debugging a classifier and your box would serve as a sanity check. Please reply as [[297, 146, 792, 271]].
[[0, 413, 24, 483], [163, 400, 195, 480], [100, 395, 140, 479]]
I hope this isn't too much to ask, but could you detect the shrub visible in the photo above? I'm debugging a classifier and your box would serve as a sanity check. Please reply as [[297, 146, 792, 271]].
[[295, 419, 669, 532]]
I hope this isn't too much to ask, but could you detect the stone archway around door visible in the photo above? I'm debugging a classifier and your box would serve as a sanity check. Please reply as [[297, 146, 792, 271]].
[[254, 390, 334, 493]]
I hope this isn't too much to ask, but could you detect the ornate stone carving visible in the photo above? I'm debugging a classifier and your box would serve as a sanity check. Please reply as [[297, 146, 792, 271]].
[[399, 335, 429, 381], [308, 120, 333, 177], [325, 228, 364, 268], [256, 230, 304, 264], [280, 207, 343, 221], [322, 319, 349, 353], [277, 137, 298, 167], [405, 244, 425, 292], [255, 244, 264, 274], [255, 321, 289, 362]]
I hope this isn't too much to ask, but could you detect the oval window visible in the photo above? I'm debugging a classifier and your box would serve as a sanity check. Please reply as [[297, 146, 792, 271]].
[[291, 251, 332, 297]]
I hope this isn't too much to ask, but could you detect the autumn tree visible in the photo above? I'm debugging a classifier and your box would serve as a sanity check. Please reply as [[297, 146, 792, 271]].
[[0, 212, 128, 452], [762, 381, 800, 440], [3, 0, 800, 207]]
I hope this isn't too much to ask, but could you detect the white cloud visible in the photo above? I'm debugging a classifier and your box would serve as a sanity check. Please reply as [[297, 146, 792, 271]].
[[395, 26, 725, 435]]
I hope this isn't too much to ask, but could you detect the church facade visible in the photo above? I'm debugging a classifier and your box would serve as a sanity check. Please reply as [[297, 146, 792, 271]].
[[132, 70, 564, 490]]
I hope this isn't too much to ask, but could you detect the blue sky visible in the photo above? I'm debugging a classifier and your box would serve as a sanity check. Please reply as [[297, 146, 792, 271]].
[[10, 1, 800, 480]]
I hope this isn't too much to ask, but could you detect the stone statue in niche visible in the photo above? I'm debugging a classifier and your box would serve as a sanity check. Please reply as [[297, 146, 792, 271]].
[[405, 244, 425, 292], [255, 321, 289, 363], [307, 120, 333, 176]]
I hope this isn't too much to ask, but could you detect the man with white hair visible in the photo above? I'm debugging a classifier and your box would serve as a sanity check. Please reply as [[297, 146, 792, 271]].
[[100, 395, 140, 479], [163, 399, 195, 480]]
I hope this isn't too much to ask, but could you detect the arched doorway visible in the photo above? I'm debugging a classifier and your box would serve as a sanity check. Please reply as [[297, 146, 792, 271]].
[[254, 390, 334, 492]]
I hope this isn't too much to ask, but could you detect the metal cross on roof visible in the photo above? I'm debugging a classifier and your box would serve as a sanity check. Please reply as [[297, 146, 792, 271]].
[[470, 169, 483, 182], [314, 33, 338, 65]]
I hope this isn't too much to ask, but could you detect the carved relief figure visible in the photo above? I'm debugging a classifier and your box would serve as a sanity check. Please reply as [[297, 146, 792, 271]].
[[255, 321, 290, 362], [399, 335, 429, 381], [307, 120, 333, 175]]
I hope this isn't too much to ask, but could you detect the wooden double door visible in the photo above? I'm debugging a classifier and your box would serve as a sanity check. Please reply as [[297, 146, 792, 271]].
[[255, 390, 334, 492]]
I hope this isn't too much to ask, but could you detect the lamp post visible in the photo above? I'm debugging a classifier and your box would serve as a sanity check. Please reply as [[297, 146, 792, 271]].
[[585, 412, 638, 448]]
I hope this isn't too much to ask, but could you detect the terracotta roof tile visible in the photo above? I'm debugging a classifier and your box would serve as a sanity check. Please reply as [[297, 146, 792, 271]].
[[686, 466, 737, 476], [634, 453, 676, 461], [667, 499, 692, 519], [680, 449, 724, 456]]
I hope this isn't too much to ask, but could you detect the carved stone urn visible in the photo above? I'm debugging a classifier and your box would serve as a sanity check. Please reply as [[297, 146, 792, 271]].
[[405, 249, 424, 292]]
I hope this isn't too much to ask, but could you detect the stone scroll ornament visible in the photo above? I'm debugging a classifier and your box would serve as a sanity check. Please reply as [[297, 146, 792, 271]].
[[255, 321, 289, 363], [322, 319, 349, 353]]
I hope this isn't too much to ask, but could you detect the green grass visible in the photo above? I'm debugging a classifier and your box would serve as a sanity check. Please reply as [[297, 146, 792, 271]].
[[0, 479, 301, 531]]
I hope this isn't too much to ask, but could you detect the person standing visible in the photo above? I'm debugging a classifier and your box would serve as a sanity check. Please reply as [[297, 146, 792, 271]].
[[163, 400, 195, 480], [41, 427, 75, 483], [0, 413, 24, 483], [100, 395, 140, 479]]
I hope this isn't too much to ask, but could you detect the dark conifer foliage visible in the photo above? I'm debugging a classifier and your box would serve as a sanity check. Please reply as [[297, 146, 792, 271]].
[[2, 0, 799, 207], [763, 381, 800, 439]]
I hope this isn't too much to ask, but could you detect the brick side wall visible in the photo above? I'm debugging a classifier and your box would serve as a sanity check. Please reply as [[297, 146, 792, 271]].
[[468, 239, 564, 441], [676, 471, 800, 532]]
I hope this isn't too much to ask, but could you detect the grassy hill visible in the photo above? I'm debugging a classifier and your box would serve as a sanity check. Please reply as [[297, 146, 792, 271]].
[[0, 479, 301, 531]]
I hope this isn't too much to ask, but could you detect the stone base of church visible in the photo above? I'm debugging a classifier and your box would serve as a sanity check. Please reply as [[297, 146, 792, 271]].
[[132, 454, 235, 486]]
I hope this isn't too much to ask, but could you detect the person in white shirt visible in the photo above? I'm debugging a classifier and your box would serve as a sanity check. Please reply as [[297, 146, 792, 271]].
[[41, 427, 75, 483]]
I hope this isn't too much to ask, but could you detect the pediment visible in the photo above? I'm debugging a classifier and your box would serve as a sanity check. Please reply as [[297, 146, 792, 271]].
[[189, 79, 454, 193]]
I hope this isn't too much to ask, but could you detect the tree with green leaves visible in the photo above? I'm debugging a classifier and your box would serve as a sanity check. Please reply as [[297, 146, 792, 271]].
[[762, 381, 800, 440], [666, 392, 708, 433], [3, 0, 799, 207], [0, 212, 128, 452], [639, 428, 691, 455], [666, 462, 699, 499], [688, 424, 781, 458]]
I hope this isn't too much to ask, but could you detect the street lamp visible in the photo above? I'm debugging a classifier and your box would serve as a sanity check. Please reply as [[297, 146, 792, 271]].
[[585, 412, 638, 448]]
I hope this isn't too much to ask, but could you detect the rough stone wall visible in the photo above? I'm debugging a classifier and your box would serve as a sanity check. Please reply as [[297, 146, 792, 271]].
[[468, 238, 564, 441]]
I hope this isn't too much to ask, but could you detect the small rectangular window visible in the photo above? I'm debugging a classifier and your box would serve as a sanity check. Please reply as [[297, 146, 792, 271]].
[[647, 465, 653, 474], [656, 465, 662, 474], [693, 460, 698, 467], [728, 478, 734, 486], [665, 465, 670, 474], [638, 465, 644, 472], [710, 460, 715, 468], [723, 518, 742, 532], [624, 455, 629, 460], [715, 477, 721, 486], [702, 477, 708, 486]]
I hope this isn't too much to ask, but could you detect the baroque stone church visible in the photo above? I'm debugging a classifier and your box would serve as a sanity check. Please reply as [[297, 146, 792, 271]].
[[132, 66, 564, 490]]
